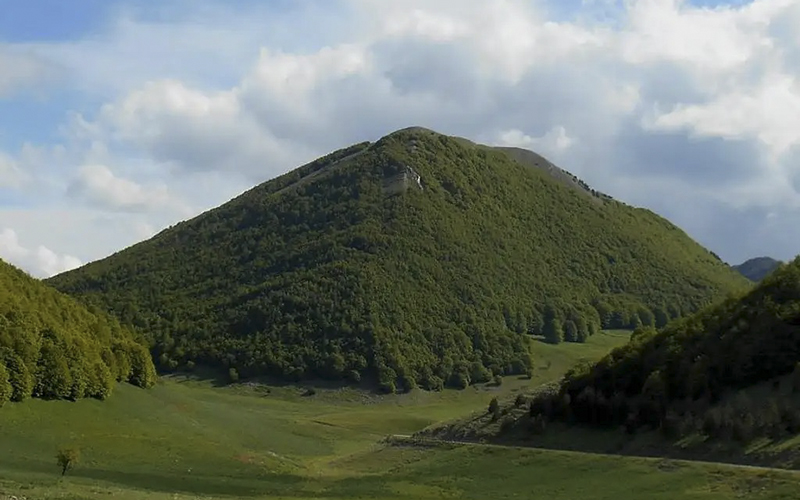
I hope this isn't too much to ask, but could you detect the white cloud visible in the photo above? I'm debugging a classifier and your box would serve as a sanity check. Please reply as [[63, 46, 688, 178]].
[[0, 228, 81, 278], [68, 163, 189, 214], [648, 72, 800, 158], [83, 79, 315, 179], [620, 0, 778, 73], [495, 126, 577, 155], [1, 0, 800, 272]]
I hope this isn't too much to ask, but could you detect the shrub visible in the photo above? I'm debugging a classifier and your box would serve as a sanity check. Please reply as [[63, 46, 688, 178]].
[[56, 447, 80, 476]]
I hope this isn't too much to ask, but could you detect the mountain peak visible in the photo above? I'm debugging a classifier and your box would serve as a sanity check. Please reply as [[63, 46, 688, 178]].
[[48, 132, 749, 392], [733, 256, 783, 282]]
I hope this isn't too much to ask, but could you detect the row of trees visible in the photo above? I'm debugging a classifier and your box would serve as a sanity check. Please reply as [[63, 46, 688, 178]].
[[0, 260, 157, 406], [0, 339, 155, 405]]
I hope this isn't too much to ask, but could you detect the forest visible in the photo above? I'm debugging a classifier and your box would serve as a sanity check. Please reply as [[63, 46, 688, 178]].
[[47, 128, 749, 392], [0, 259, 156, 405], [527, 257, 800, 441]]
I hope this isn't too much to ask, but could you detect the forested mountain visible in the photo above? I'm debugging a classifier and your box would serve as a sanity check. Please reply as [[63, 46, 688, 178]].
[[734, 256, 782, 282], [48, 127, 749, 392], [527, 256, 800, 440], [0, 259, 156, 406]]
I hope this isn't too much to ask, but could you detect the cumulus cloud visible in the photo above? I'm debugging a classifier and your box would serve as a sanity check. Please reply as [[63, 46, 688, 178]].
[[68, 163, 189, 214], [648, 73, 800, 158], [0, 228, 81, 278], [2, 0, 800, 273], [495, 127, 577, 157]]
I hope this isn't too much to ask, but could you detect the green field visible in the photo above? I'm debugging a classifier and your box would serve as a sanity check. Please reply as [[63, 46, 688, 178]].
[[3, 331, 797, 499]]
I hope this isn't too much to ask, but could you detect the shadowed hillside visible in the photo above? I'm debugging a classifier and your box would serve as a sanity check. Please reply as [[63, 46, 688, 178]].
[[467, 256, 800, 466], [734, 256, 783, 282]]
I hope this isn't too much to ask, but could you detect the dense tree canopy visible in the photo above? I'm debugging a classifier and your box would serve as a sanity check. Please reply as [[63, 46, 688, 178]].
[[0, 260, 155, 406], [48, 127, 748, 392], [530, 257, 800, 433]]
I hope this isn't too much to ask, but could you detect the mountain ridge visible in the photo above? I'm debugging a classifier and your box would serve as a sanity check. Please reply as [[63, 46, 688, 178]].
[[47, 127, 750, 392], [733, 256, 783, 282]]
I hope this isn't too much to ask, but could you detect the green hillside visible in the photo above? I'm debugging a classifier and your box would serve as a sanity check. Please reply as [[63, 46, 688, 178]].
[[0, 259, 156, 405], [523, 256, 800, 449], [734, 256, 783, 282], [48, 127, 749, 392]]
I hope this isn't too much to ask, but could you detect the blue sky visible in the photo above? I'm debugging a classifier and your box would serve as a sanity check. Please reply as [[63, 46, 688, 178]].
[[0, 0, 799, 277], [0, 0, 111, 42]]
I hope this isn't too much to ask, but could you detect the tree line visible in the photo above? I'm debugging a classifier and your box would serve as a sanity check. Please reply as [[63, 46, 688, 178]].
[[0, 260, 156, 406]]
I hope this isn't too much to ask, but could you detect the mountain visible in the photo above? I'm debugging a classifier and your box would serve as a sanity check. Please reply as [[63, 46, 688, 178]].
[[0, 259, 156, 406], [526, 255, 800, 443], [733, 256, 783, 282], [47, 127, 750, 392]]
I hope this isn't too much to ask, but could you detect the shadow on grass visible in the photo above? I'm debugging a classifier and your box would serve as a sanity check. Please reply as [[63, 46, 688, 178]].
[[4, 459, 410, 499], [73, 467, 306, 497], [162, 365, 386, 393]]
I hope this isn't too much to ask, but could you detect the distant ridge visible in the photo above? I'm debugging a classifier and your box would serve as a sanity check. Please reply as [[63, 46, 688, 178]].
[[733, 256, 783, 282]]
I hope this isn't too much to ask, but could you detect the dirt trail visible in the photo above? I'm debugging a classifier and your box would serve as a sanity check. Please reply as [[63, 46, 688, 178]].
[[385, 434, 800, 476]]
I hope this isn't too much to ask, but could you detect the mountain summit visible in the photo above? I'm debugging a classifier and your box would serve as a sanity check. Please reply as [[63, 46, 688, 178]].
[[733, 256, 783, 282], [48, 127, 749, 392]]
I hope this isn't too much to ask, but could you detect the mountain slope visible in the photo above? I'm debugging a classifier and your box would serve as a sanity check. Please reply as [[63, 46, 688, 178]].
[[734, 256, 782, 282], [526, 255, 800, 441], [48, 127, 749, 392], [0, 259, 156, 405]]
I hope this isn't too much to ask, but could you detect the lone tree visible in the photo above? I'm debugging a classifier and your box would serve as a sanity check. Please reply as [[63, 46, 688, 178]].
[[488, 397, 499, 414], [56, 447, 80, 476]]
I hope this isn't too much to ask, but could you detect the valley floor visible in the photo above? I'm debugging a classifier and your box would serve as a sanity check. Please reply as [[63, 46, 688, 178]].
[[3, 331, 797, 499]]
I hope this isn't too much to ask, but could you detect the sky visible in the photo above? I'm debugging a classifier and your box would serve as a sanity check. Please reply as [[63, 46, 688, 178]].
[[1, 0, 799, 278]]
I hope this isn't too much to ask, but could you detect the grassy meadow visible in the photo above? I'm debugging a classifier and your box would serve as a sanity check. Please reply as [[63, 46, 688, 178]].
[[4, 331, 796, 499]]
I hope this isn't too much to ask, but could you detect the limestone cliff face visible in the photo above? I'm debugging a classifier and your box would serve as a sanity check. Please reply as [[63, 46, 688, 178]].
[[382, 165, 423, 195]]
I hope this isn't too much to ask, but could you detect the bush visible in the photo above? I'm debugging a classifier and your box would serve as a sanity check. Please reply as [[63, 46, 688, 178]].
[[469, 362, 492, 384], [0, 362, 11, 406], [347, 370, 362, 383], [449, 371, 470, 390]]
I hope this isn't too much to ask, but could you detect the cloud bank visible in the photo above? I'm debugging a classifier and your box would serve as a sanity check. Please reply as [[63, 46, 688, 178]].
[[1, 0, 799, 276]]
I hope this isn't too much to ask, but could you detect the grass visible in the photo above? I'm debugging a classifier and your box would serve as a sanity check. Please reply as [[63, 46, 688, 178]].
[[9, 330, 796, 499]]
